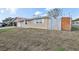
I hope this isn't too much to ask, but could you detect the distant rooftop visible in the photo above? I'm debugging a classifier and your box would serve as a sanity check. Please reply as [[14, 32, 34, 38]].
[[72, 18, 79, 22]]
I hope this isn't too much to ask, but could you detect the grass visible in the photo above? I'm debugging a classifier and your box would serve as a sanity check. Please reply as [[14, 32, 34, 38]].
[[72, 26, 79, 31], [56, 48, 65, 51], [0, 29, 14, 33]]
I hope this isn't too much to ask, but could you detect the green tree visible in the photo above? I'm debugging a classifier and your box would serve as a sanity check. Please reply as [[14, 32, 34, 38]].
[[3, 17, 15, 26]]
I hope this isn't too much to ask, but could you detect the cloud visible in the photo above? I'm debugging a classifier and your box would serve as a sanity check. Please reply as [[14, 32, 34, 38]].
[[6, 8, 17, 14], [0, 9, 4, 13], [34, 11, 42, 15], [0, 8, 17, 14], [45, 8, 55, 11]]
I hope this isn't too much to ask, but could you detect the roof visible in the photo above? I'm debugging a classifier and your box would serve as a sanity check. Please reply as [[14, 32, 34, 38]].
[[72, 18, 79, 22], [15, 16, 49, 22], [15, 16, 72, 22]]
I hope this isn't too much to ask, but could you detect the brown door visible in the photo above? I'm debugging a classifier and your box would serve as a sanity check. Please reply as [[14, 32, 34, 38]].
[[61, 17, 71, 31]]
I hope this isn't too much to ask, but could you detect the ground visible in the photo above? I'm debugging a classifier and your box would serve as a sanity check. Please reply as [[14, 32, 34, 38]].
[[0, 28, 79, 51]]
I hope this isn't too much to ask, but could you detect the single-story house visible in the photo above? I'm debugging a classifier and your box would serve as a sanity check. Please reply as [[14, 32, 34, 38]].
[[15, 16, 72, 31], [72, 18, 79, 26]]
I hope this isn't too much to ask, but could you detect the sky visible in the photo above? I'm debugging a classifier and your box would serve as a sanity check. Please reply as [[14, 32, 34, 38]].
[[0, 8, 79, 22]]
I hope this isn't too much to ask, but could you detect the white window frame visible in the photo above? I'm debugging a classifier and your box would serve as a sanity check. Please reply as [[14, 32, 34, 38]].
[[33, 19, 44, 24]]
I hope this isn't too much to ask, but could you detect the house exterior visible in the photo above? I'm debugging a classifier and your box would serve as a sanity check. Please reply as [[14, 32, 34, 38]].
[[15, 16, 71, 31], [15, 16, 49, 29], [72, 20, 79, 26]]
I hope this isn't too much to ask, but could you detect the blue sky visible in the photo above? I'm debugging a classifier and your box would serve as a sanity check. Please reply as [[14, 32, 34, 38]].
[[0, 8, 79, 22], [62, 8, 79, 19]]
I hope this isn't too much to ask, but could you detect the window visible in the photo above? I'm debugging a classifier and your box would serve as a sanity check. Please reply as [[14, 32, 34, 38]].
[[76, 22, 79, 24], [33, 19, 44, 24]]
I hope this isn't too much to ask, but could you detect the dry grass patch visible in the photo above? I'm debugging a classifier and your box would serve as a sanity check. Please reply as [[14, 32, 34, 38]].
[[0, 28, 79, 51]]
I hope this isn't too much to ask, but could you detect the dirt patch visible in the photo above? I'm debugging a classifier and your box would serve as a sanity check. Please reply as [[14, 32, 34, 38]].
[[0, 28, 79, 51]]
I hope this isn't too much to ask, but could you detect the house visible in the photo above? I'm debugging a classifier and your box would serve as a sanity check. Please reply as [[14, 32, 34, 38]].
[[72, 18, 79, 26], [15, 16, 72, 31], [15, 16, 49, 29]]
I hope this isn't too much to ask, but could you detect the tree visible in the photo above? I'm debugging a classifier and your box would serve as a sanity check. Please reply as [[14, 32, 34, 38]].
[[3, 17, 15, 26], [47, 8, 62, 30]]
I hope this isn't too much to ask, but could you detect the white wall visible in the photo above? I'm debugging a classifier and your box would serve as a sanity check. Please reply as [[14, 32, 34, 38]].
[[17, 22, 22, 27], [17, 18, 61, 30], [17, 21, 33, 28], [72, 21, 79, 26], [33, 19, 44, 24], [17, 21, 26, 28]]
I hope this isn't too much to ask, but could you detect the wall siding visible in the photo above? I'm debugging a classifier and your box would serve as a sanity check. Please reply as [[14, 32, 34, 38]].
[[19, 18, 50, 29]]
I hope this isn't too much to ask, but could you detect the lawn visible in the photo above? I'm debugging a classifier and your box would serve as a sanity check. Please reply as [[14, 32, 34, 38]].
[[0, 29, 14, 33], [0, 28, 79, 51], [72, 25, 79, 31]]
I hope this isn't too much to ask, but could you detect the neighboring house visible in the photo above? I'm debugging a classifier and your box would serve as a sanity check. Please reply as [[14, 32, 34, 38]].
[[15, 16, 71, 31], [72, 18, 79, 26]]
